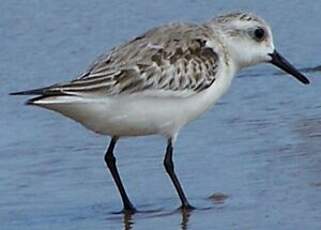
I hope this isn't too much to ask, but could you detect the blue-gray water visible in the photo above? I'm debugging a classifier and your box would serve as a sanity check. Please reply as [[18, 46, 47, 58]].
[[2, 1, 321, 229]]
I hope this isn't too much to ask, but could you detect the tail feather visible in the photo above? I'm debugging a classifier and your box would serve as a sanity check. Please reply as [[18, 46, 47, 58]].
[[9, 87, 52, 96], [10, 86, 76, 105]]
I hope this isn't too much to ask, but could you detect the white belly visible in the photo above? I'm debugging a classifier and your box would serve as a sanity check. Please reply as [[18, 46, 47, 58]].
[[38, 95, 204, 137]]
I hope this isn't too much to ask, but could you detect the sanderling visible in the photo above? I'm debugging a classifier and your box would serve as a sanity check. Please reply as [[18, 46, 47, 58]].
[[11, 11, 310, 213]]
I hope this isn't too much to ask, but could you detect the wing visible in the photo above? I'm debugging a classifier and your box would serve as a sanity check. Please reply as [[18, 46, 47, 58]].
[[15, 23, 221, 98]]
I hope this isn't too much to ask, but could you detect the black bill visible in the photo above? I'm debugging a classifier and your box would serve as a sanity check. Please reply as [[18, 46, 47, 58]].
[[269, 50, 310, 85]]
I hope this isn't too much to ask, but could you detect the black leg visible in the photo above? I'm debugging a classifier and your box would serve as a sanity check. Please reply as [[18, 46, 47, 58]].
[[163, 139, 194, 210], [104, 137, 136, 213]]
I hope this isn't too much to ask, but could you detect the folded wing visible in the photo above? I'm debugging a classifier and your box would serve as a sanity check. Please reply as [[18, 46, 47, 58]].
[[11, 23, 220, 99]]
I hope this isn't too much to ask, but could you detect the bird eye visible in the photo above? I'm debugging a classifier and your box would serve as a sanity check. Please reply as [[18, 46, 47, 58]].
[[253, 27, 265, 41]]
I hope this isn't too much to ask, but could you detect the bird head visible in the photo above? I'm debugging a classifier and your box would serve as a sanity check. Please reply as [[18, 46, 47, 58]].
[[210, 12, 309, 84]]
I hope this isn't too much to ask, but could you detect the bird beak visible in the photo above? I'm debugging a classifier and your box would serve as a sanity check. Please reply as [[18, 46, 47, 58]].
[[269, 50, 310, 85]]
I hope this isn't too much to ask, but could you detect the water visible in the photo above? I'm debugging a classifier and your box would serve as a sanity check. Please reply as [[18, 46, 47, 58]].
[[1, 1, 321, 229]]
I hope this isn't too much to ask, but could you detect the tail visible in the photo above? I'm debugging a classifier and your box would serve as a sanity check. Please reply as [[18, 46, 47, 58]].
[[9, 87, 51, 96], [10, 86, 72, 105]]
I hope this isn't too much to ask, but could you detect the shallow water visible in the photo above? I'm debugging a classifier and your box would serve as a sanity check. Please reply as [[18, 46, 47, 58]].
[[1, 1, 321, 229]]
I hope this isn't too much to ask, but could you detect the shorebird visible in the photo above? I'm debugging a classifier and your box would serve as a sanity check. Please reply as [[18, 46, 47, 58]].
[[11, 12, 310, 213]]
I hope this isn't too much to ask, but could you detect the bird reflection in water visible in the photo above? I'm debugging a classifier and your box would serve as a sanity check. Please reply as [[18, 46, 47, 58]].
[[122, 212, 134, 230], [121, 208, 193, 230], [180, 208, 192, 230]]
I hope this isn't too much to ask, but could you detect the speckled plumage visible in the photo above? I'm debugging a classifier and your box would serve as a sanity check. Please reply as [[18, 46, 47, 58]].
[[213, 11, 265, 24], [26, 23, 226, 98]]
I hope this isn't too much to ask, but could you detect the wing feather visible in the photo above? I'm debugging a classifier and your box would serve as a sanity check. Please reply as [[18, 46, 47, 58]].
[[35, 23, 221, 98]]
